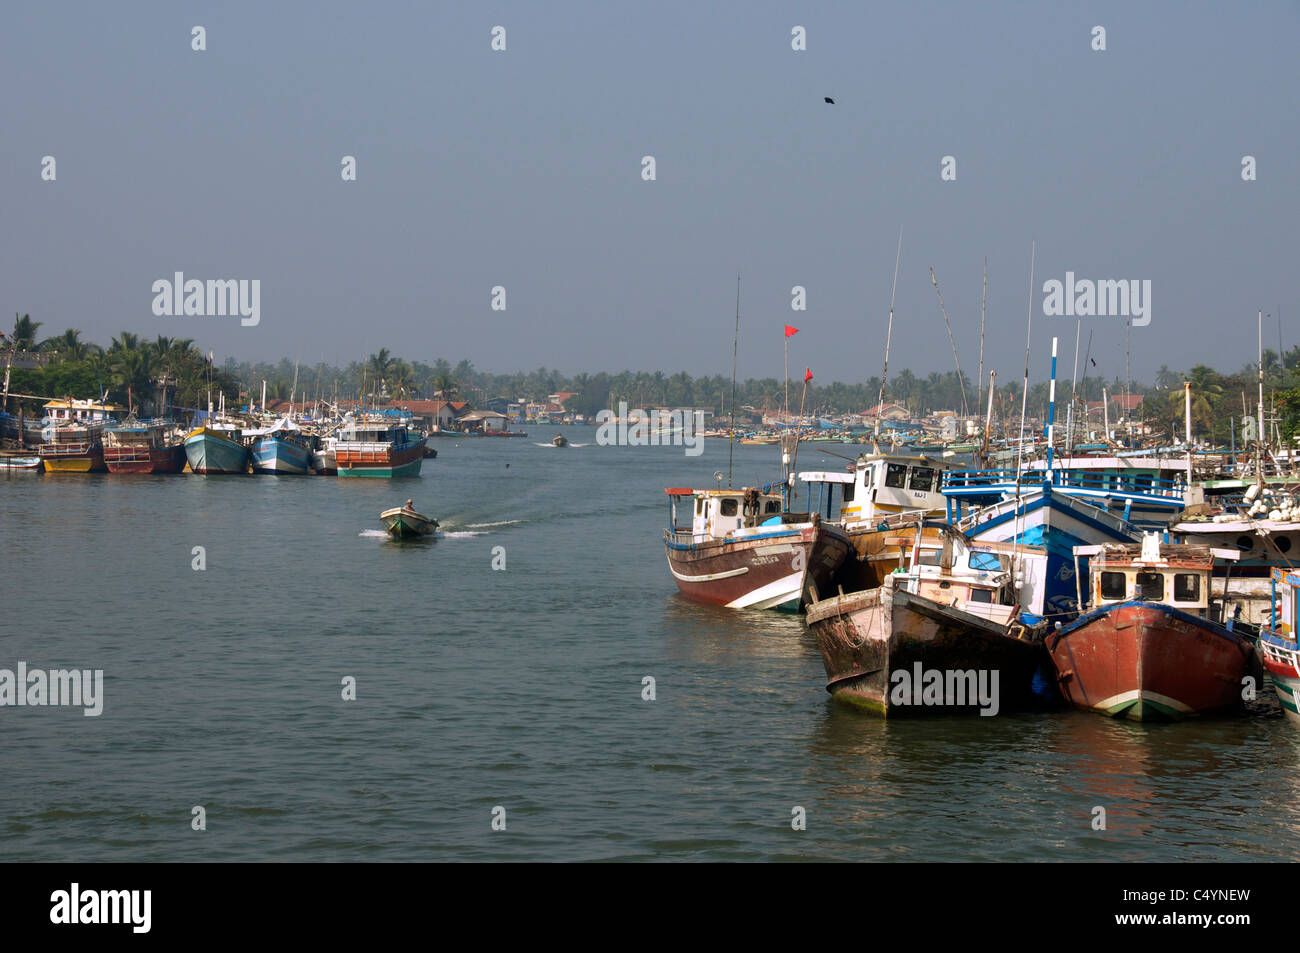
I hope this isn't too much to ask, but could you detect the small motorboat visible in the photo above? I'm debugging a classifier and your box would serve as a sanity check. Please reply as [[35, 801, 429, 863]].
[[552, 434, 568, 447], [0, 454, 42, 471], [380, 499, 439, 538]]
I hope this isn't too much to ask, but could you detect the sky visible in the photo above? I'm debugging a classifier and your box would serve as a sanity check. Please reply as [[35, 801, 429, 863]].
[[1, 1, 1296, 387]]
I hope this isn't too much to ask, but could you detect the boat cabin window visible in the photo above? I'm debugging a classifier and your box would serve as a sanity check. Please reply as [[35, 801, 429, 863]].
[[1173, 573, 1200, 602], [1135, 571, 1165, 601], [1100, 572, 1126, 600], [764, 500, 781, 514], [885, 464, 908, 489], [720, 498, 738, 517], [1134, 474, 1152, 492], [909, 467, 935, 492], [916, 549, 941, 567], [695, 499, 705, 516], [968, 552, 1005, 573], [842, 481, 855, 503], [969, 588, 993, 604]]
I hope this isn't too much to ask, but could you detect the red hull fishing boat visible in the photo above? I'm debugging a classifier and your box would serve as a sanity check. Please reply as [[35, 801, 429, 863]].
[[1046, 535, 1260, 720], [103, 419, 186, 474], [664, 486, 850, 611]]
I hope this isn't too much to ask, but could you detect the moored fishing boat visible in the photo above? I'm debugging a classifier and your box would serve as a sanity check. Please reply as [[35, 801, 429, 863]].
[[0, 453, 41, 471], [184, 424, 249, 474], [1260, 567, 1300, 724], [103, 418, 186, 474], [1045, 535, 1260, 720], [804, 528, 1050, 716], [247, 420, 315, 475], [335, 415, 427, 478], [38, 422, 107, 472], [380, 499, 438, 538], [664, 485, 851, 611]]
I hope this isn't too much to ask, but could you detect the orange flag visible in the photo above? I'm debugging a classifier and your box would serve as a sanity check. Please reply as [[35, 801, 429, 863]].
[[784, 325, 799, 338], [805, 367, 814, 382]]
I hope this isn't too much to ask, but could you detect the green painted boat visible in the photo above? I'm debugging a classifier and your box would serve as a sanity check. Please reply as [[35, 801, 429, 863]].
[[380, 501, 439, 538]]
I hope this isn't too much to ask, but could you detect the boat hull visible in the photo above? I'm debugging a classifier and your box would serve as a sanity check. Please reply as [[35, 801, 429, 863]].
[[1260, 632, 1300, 725], [250, 435, 312, 474], [1047, 602, 1261, 720], [336, 438, 426, 478], [104, 444, 186, 474], [184, 430, 249, 475], [380, 507, 437, 538], [664, 522, 849, 612], [39, 447, 105, 472], [805, 582, 1045, 716]]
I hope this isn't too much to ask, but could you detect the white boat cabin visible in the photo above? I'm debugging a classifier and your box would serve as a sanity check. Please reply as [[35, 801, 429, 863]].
[[886, 530, 1048, 624], [665, 487, 787, 542], [1073, 534, 1237, 618], [42, 399, 126, 423], [798, 453, 949, 530]]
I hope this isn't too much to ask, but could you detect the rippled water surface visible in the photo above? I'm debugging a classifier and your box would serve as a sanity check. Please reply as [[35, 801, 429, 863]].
[[1, 432, 1296, 861]]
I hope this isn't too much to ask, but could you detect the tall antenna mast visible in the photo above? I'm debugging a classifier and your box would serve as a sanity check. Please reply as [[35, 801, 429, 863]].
[[1067, 318, 1081, 458], [874, 226, 903, 445], [727, 274, 740, 488]]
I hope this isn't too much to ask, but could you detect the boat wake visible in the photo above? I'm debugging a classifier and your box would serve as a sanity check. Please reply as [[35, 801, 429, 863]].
[[464, 519, 526, 528], [440, 530, 486, 538], [533, 442, 588, 448]]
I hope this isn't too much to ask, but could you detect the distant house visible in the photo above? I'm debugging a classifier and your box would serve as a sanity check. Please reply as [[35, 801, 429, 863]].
[[863, 402, 910, 422], [458, 410, 512, 433], [1084, 394, 1144, 417], [401, 399, 469, 430]]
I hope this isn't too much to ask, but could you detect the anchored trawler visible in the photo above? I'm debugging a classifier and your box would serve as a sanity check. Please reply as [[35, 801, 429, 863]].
[[1046, 534, 1260, 720], [664, 484, 851, 611], [804, 524, 1050, 716]]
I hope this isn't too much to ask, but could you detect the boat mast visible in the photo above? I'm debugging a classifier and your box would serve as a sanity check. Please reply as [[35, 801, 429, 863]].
[[1046, 336, 1058, 477], [1258, 309, 1265, 479], [1012, 240, 1035, 561], [727, 274, 740, 489], [929, 266, 969, 418], [977, 257, 986, 425], [873, 226, 903, 447], [1067, 318, 1081, 459]]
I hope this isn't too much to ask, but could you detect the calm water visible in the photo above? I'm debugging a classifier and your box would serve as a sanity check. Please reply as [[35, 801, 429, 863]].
[[1, 431, 1296, 862]]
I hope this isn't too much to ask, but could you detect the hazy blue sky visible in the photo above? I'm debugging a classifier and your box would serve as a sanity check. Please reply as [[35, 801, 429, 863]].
[[1, 1, 1295, 386]]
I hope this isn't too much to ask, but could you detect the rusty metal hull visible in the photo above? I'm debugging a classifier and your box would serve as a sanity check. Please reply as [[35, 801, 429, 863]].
[[805, 583, 1046, 716], [1046, 602, 1262, 720], [665, 523, 850, 611]]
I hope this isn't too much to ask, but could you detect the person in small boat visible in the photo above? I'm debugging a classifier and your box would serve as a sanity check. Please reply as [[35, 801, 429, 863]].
[[405, 499, 415, 511]]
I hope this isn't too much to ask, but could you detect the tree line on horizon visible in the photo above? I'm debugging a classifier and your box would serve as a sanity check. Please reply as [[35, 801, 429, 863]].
[[8, 315, 1300, 444]]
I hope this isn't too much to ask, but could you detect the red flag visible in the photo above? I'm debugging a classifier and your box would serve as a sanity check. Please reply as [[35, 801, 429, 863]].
[[805, 367, 813, 382], [784, 325, 799, 338]]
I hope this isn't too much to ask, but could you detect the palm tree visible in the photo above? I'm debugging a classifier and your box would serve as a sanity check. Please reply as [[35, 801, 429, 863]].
[[10, 314, 41, 351]]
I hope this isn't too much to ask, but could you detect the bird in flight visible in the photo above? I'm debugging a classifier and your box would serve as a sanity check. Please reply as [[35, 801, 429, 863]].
[[824, 97, 835, 104]]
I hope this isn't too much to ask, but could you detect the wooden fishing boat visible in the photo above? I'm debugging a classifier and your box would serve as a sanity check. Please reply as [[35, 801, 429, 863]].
[[664, 486, 851, 611], [184, 424, 249, 474], [1258, 567, 1300, 724], [380, 500, 438, 538], [805, 529, 1050, 716], [247, 421, 315, 475], [552, 434, 568, 447], [336, 416, 427, 478], [103, 419, 186, 474], [1046, 535, 1260, 720], [38, 422, 107, 472]]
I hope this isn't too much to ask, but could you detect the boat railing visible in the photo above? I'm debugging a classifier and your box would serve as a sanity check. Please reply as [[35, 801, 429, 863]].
[[943, 467, 1187, 502]]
